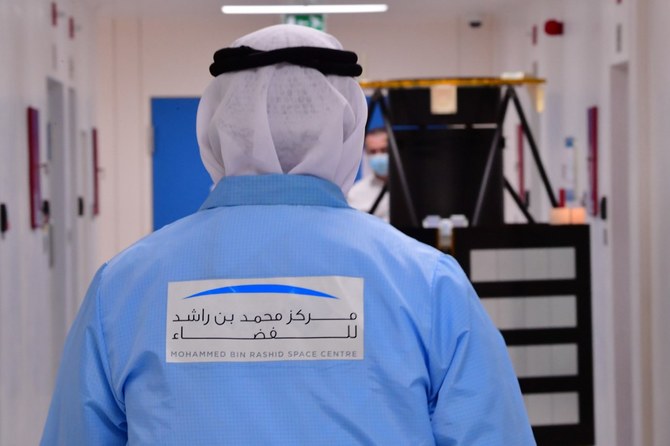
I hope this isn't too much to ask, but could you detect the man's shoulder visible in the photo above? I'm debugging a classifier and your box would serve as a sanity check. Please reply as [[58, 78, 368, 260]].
[[104, 211, 208, 272], [343, 209, 443, 261]]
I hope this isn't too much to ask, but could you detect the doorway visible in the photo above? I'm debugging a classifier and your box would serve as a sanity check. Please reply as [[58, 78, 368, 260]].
[[609, 62, 632, 446], [151, 97, 212, 231], [47, 78, 75, 376]]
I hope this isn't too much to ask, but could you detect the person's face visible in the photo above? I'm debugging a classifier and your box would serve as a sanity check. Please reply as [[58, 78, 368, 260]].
[[365, 132, 389, 179], [365, 132, 388, 156]]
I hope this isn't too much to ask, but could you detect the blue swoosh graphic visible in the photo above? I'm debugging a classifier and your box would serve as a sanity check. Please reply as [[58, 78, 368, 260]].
[[184, 284, 337, 299]]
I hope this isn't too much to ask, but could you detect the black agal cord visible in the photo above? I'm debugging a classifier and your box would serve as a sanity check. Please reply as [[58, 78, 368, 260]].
[[209, 46, 362, 77]]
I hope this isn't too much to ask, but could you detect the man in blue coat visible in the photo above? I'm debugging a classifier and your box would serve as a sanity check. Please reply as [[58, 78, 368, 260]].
[[41, 24, 535, 445]]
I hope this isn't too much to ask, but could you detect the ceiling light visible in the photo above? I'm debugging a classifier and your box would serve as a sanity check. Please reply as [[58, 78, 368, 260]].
[[221, 4, 388, 14]]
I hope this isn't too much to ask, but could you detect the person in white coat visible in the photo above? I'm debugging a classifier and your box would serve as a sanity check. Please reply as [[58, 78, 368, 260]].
[[347, 128, 390, 221]]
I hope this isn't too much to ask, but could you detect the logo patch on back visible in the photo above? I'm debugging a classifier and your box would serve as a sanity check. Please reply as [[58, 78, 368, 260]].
[[167, 276, 363, 363]]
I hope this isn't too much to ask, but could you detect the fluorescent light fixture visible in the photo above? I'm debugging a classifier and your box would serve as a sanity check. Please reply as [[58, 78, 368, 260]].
[[222, 4, 388, 14]]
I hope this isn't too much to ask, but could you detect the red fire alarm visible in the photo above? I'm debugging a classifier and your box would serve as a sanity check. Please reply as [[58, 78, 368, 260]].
[[545, 19, 564, 36]]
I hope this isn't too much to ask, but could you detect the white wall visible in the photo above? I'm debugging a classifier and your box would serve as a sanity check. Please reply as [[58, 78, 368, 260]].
[[645, 1, 670, 444], [0, 0, 99, 444]]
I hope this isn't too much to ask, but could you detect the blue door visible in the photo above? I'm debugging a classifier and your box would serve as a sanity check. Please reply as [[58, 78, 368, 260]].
[[152, 97, 212, 231]]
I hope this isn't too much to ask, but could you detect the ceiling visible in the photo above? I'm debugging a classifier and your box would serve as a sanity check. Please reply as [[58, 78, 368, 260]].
[[89, 0, 520, 20]]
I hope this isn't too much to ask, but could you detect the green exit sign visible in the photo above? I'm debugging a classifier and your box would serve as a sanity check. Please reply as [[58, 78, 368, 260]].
[[283, 14, 326, 31]]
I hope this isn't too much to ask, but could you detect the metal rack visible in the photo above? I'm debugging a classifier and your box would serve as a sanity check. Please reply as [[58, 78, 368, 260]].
[[360, 77, 556, 227], [452, 224, 595, 445]]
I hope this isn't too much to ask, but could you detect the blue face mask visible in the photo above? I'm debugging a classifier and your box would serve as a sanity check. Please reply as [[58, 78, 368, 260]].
[[368, 153, 389, 177]]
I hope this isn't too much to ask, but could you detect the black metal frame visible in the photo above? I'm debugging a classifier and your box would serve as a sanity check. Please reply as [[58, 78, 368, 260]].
[[366, 85, 556, 227], [452, 224, 595, 446], [367, 89, 419, 227]]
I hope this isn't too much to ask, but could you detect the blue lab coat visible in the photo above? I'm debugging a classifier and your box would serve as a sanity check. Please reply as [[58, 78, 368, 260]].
[[41, 174, 535, 445]]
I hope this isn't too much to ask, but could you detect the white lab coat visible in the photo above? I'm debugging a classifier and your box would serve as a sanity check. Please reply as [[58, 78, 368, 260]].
[[347, 175, 389, 222]]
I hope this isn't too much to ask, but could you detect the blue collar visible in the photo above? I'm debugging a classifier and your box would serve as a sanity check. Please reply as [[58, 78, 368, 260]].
[[199, 174, 351, 210]]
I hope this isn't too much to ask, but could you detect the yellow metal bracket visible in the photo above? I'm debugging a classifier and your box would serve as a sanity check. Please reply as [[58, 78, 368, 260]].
[[359, 77, 545, 90]]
